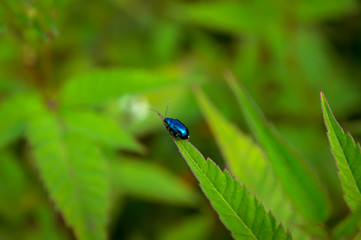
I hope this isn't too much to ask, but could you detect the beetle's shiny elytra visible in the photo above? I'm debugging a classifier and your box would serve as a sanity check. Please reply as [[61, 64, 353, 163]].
[[164, 118, 189, 139], [151, 102, 189, 140]]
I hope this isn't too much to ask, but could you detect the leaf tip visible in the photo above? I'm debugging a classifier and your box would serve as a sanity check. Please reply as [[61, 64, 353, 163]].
[[320, 90, 328, 107]]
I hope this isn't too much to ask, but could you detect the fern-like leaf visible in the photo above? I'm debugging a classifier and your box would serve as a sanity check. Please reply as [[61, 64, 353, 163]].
[[321, 91, 361, 212], [155, 113, 292, 239], [27, 105, 110, 240], [177, 140, 291, 240], [225, 72, 330, 222]]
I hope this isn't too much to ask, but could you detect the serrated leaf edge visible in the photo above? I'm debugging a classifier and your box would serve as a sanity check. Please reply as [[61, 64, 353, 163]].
[[320, 91, 361, 211], [153, 111, 291, 239]]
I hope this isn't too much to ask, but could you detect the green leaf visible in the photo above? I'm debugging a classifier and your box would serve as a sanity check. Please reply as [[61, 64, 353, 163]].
[[225, 72, 330, 222], [62, 109, 143, 153], [0, 150, 25, 201], [332, 207, 361, 240], [155, 112, 292, 239], [0, 94, 36, 148], [195, 88, 314, 240], [60, 68, 180, 107], [172, 2, 261, 34], [173, 139, 291, 240], [296, 0, 356, 22], [111, 158, 198, 206], [172, 1, 286, 37], [158, 215, 212, 240], [321, 92, 361, 212], [26, 105, 110, 240], [0, 150, 26, 221]]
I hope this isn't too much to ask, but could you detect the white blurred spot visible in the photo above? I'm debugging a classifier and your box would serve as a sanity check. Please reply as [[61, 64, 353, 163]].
[[118, 95, 150, 122]]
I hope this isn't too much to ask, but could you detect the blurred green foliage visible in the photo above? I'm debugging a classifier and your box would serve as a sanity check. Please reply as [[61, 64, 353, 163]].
[[1, 0, 361, 239]]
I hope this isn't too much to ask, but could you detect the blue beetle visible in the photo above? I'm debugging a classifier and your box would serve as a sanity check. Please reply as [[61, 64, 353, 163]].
[[152, 102, 189, 140]]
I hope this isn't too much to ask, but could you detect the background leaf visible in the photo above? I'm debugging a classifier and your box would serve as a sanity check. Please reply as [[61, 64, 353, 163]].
[[0, 94, 37, 148], [111, 157, 198, 206], [60, 69, 182, 107], [62, 109, 143, 153], [27, 105, 110, 240], [0, 150, 27, 221], [172, 2, 260, 34], [296, 0, 356, 22], [226, 72, 331, 222], [321, 91, 361, 211], [158, 214, 212, 240]]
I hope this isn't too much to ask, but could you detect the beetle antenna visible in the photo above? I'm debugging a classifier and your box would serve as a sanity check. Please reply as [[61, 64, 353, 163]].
[[165, 100, 170, 117], [150, 108, 164, 118]]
